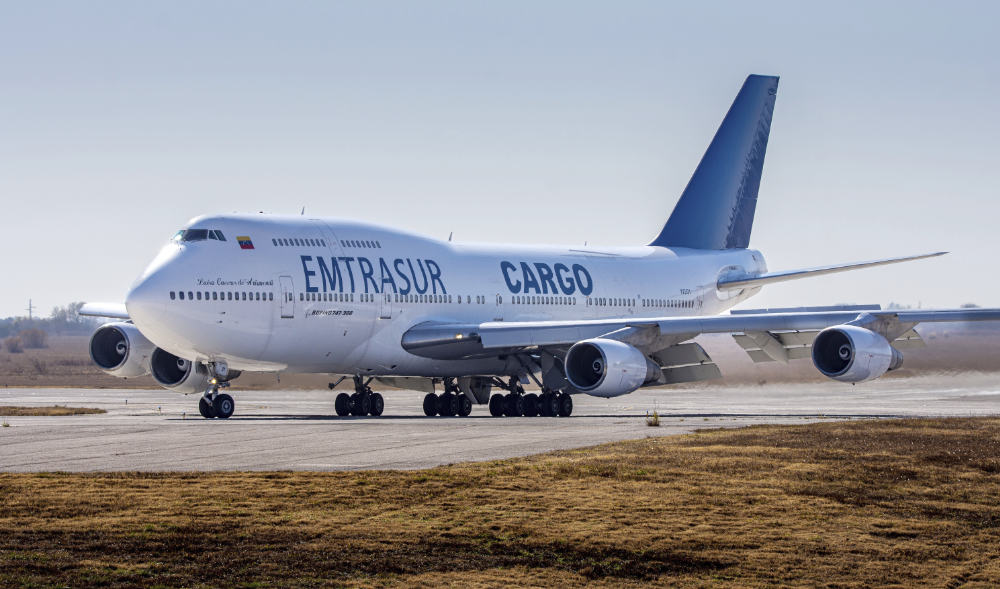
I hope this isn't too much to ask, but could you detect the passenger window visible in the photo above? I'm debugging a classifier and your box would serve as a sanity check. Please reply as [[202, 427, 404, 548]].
[[196, 292, 202, 300], [212, 292, 218, 300], [170, 291, 176, 300]]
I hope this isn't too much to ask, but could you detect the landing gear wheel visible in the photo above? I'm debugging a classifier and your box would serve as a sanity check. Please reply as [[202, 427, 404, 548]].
[[457, 395, 473, 417], [540, 393, 559, 417], [488, 394, 504, 417], [198, 396, 216, 419], [351, 392, 371, 416], [369, 392, 384, 416], [214, 394, 235, 419], [439, 392, 458, 417], [504, 393, 523, 417], [335, 393, 351, 416], [522, 393, 539, 417], [557, 393, 573, 417], [423, 393, 439, 416]]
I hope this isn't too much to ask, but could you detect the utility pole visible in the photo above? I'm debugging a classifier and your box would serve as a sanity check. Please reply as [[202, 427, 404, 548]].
[[26, 299, 34, 320]]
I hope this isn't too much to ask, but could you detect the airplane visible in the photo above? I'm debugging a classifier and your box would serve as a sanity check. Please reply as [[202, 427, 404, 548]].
[[81, 74, 1000, 420]]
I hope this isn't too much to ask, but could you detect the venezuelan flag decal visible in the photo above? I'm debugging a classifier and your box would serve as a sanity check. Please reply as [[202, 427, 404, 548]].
[[237, 236, 254, 250]]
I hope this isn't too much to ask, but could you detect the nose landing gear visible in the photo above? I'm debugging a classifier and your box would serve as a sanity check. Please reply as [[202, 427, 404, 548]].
[[199, 390, 234, 419], [199, 363, 236, 419]]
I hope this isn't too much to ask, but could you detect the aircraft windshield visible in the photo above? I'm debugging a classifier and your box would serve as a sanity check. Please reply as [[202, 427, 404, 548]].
[[174, 229, 227, 242]]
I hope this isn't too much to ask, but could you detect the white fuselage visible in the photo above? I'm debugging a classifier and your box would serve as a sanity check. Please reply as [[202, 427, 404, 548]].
[[125, 214, 766, 376]]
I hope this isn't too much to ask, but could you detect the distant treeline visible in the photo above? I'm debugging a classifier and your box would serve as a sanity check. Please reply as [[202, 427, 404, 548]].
[[0, 303, 102, 338]]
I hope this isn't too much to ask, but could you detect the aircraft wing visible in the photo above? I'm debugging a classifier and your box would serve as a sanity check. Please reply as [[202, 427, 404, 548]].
[[78, 302, 130, 320], [401, 307, 1000, 361]]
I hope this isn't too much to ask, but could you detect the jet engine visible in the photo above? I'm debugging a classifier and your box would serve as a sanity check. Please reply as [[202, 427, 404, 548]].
[[88, 322, 154, 378], [811, 325, 903, 383], [150, 348, 211, 394], [564, 338, 660, 398]]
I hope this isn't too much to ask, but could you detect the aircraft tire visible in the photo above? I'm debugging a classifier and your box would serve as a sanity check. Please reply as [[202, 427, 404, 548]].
[[439, 392, 457, 417], [358, 394, 372, 416], [214, 394, 235, 419], [488, 394, 504, 417], [198, 397, 216, 419], [504, 393, 523, 417], [522, 393, 539, 417], [350, 392, 369, 416], [423, 393, 438, 416], [335, 393, 351, 416], [370, 393, 384, 416], [536, 393, 550, 417], [457, 395, 473, 417], [557, 393, 573, 417]]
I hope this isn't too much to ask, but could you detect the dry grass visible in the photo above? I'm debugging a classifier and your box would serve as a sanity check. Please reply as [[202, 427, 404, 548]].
[[0, 405, 106, 416], [2, 418, 1000, 586]]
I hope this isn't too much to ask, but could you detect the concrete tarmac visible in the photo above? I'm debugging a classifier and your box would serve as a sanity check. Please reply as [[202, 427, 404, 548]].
[[1, 372, 998, 472]]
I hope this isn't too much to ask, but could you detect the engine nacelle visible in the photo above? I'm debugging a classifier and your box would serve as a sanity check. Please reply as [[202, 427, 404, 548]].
[[150, 348, 211, 394], [812, 325, 903, 383], [88, 322, 154, 378], [564, 338, 659, 398]]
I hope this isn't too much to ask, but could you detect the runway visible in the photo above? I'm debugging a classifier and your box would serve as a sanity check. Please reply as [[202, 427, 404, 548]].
[[2, 372, 998, 472]]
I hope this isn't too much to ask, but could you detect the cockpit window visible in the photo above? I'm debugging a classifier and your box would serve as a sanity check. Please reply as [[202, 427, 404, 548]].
[[174, 229, 226, 242], [177, 229, 209, 241]]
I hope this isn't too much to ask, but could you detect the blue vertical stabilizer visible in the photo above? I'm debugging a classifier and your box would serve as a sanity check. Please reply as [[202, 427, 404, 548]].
[[650, 75, 778, 250]]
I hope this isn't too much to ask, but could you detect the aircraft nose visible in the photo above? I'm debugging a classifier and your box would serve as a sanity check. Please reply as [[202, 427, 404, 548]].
[[125, 243, 181, 328], [125, 266, 167, 328]]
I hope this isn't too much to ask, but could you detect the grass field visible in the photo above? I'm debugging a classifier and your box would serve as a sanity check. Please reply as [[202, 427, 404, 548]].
[[0, 406, 106, 416], [2, 418, 1000, 587]]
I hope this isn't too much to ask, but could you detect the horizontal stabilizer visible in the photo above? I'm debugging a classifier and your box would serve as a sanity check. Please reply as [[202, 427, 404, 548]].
[[718, 252, 946, 291]]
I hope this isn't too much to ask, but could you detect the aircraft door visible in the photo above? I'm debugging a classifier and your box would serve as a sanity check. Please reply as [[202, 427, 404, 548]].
[[494, 293, 504, 321], [279, 275, 295, 319], [379, 292, 392, 320]]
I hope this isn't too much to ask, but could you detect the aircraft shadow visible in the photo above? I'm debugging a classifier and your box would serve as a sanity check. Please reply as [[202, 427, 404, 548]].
[[168, 412, 906, 422]]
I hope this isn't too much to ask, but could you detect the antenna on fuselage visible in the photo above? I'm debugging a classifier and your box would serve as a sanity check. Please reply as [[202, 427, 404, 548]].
[[448, 232, 453, 242], [301, 207, 306, 215]]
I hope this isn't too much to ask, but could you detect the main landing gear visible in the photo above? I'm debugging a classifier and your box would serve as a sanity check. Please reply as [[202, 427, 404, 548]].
[[487, 378, 573, 418], [334, 376, 385, 417], [199, 373, 235, 419], [423, 378, 473, 417]]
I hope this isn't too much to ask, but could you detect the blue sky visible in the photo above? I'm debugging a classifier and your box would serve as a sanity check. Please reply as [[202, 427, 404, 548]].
[[1, 1, 998, 316]]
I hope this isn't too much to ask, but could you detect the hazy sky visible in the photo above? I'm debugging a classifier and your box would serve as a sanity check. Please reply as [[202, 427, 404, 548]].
[[2, 1, 998, 317]]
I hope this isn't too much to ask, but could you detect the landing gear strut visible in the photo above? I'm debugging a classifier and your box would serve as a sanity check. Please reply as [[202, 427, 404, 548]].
[[335, 376, 384, 417], [487, 378, 572, 418], [423, 378, 473, 417]]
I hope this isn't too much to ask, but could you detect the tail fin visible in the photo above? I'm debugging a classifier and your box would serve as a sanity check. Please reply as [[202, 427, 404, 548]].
[[650, 74, 779, 250]]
